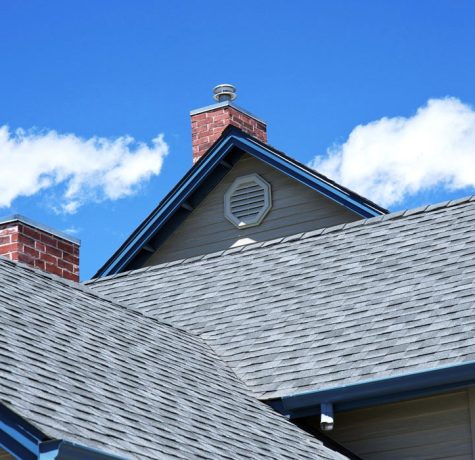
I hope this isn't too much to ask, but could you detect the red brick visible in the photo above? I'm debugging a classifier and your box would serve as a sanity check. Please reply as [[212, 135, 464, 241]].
[[58, 259, 74, 272], [62, 252, 79, 265], [17, 252, 34, 264], [22, 225, 42, 240], [34, 241, 47, 252], [57, 240, 74, 253], [45, 262, 62, 277], [22, 245, 39, 258], [40, 233, 58, 247], [34, 259, 46, 270], [0, 243, 17, 253], [18, 234, 36, 247], [62, 270, 79, 282], [0, 226, 20, 235], [191, 112, 207, 121], [43, 245, 62, 258], [0, 235, 11, 245], [39, 252, 57, 264]]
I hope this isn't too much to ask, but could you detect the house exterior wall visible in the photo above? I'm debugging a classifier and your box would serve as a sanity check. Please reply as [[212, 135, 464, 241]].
[[145, 154, 360, 265], [314, 389, 475, 459]]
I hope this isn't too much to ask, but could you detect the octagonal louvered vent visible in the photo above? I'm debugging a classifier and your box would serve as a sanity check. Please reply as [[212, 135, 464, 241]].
[[224, 174, 272, 229]]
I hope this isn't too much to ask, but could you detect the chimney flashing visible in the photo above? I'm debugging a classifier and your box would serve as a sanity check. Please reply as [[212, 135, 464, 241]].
[[0, 214, 80, 245], [190, 101, 266, 125]]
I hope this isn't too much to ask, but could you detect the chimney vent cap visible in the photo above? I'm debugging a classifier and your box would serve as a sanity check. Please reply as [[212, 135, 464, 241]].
[[213, 84, 237, 102]]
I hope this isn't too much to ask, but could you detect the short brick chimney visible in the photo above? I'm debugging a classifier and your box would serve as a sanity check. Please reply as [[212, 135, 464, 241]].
[[0, 215, 80, 281], [191, 84, 267, 163]]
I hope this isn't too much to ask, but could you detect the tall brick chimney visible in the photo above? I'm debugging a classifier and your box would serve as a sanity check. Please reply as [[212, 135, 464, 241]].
[[190, 84, 267, 163], [0, 215, 80, 281]]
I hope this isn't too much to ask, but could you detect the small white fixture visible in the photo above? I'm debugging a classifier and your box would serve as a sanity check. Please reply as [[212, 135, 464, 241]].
[[224, 174, 272, 229], [320, 403, 334, 431]]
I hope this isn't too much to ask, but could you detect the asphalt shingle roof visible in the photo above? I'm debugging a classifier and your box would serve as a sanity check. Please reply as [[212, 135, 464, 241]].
[[0, 257, 346, 460], [88, 196, 475, 400]]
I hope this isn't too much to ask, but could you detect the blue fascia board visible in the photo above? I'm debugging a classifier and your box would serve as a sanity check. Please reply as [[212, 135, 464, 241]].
[[0, 403, 126, 460], [96, 129, 383, 277], [40, 440, 129, 460], [230, 136, 382, 218], [0, 403, 47, 459], [268, 361, 475, 419], [99, 137, 236, 276]]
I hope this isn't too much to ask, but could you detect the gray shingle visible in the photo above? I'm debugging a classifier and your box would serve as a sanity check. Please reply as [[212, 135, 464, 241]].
[[89, 197, 475, 400], [0, 258, 346, 460]]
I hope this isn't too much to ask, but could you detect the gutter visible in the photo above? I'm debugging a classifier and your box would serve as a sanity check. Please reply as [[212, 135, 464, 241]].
[[267, 361, 475, 420], [40, 439, 128, 460], [0, 402, 127, 460]]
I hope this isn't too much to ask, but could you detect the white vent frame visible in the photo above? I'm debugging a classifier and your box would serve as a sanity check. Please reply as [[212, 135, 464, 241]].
[[224, 173, 272, 229]]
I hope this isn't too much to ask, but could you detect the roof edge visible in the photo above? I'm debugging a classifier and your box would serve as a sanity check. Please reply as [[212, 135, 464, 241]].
[[267, 360, 475, 418], [189, 101, 267, 124], [41, 439, 128, 460], [87, 194, 475, 285]]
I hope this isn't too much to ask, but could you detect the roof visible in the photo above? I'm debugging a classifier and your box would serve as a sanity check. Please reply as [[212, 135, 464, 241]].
[[87, 196, 475, 400], [94, 126, 387, 278], [0, 257, 348, 459]]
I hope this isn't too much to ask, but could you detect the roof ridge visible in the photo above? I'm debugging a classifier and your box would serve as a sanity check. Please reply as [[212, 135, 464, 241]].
[[0, 256, 201, 340], [87, 194, 475, 284]]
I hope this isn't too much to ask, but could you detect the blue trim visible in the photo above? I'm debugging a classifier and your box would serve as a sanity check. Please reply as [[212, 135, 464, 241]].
[[39, 440, 61, 459], [97, 137, 236, 276], [267, 361, 475, 419], [0, 403, 126, 460], [94, 128, 385, 278], [0, 403, 47, 459], [231, 136, 380, 218], [48, 440, 128, 460]]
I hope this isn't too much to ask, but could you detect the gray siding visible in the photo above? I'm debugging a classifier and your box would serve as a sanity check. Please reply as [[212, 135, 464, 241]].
[[320, 390, 475, 459], [146, 154, 360, 265]]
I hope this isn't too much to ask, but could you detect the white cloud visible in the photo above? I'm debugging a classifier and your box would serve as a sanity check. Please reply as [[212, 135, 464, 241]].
[[310, 97, 475, 207], [62, 226, 81, 236], [0, 126, 168, 213]]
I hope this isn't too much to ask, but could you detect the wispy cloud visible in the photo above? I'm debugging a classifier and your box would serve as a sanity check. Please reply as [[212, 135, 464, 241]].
[[0, 126, 168, 213], [62, 226, 81, 236], [310, 97, 475, 207]]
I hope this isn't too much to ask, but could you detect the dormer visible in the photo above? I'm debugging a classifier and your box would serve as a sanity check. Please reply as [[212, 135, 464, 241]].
[[94, 86, 386, 277]]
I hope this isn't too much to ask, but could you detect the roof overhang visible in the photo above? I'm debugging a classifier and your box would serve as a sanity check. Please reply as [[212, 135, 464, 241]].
[[93, 126, 387, 278], [0, 403, 126, 460], [267, 360, 475, 419]]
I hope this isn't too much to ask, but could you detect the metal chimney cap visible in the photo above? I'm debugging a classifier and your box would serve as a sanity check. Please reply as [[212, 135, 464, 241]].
[[213, 84, 237, 102]]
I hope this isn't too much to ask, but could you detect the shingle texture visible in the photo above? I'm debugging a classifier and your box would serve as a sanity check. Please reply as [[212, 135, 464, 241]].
[[0, 258, 346, 459], [88, 197, 475, 400]]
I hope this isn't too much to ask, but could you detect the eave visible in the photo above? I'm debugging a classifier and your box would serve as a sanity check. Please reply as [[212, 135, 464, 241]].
[[267, 360, 475, 419], [0, 403, 125, 460]]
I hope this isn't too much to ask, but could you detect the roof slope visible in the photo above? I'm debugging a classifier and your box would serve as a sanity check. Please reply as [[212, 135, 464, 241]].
[[0, 258, 346, 460], [88, 196, 475, 399]]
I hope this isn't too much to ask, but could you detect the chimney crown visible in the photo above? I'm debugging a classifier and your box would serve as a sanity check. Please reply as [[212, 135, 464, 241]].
[[0, 215, 80, 281], [190, 85, 267, 163]]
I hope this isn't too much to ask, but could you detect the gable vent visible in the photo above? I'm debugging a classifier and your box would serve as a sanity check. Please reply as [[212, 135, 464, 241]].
[[224, 174, 272, 228]]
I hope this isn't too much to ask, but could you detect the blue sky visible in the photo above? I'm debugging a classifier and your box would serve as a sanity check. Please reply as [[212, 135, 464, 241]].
[[1, 1, 474, 279]]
